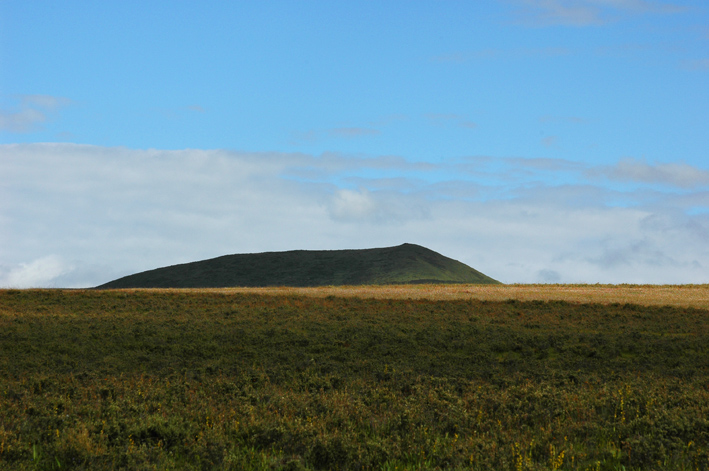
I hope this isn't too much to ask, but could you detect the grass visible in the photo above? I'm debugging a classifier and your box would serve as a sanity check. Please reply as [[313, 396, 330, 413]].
[[1, 286, 709, 469], [141, 283, 709, 309]]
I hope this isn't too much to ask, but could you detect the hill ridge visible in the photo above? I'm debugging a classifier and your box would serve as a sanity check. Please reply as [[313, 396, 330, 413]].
[[95, 243, 501, 288]]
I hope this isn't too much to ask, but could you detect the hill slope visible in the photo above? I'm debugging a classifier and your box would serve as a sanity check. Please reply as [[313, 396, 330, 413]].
[[95, 243, 500, 289]]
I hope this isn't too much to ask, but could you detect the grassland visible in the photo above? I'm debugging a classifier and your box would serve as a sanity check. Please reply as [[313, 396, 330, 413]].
[[177, 283, 709, 309], [1, 285, 709, 470]]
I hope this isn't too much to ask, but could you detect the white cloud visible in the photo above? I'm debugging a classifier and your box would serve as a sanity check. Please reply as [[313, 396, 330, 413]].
[[590, 157, 709, 189], [600, 0, 687, 14], [0, 108, 47, 133], [0, 255, 71, 288], [511, 0, 611, 26], [1, 143, 708, 287], [537, 268, 562, 282], [291, 126, 381, 144], [683, 59, 709, 71], [329, 189, 378, 221], [21, 95, 72, 110], [328, 127, 381, 138], [432, 47, 571, 63], [541, 135, 559, 148], [0, 95, 72, 133], [509, 0, 687, 26], [425, 114, 479, 131]]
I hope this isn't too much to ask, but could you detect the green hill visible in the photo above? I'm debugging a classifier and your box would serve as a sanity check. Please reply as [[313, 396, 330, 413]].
[[95, 243, 500, 288]]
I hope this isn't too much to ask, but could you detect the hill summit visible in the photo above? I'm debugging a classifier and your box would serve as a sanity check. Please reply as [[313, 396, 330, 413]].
[[95, 243, 501, 289]]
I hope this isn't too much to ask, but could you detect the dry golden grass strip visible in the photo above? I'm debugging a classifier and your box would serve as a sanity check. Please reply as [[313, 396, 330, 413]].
[[127, 283, 709, 309]]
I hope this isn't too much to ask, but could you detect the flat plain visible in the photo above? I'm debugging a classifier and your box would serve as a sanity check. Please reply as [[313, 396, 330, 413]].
[[182, 284, 709, 308], [1, 285, 709, 470]]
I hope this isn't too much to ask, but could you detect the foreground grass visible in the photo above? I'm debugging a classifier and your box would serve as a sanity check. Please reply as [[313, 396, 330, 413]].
[[1, 289, 709, 470]]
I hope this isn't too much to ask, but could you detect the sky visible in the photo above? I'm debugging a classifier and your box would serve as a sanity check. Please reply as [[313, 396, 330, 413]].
[[1, 0, 708, 287]]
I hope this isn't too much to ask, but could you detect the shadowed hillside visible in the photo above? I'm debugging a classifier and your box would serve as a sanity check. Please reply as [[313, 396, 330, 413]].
[[95, 243, 500, 288]]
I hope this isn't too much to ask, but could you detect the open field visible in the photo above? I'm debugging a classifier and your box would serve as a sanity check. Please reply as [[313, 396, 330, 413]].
[[148, 283, 709, 309], [1, 287, 709, 470]]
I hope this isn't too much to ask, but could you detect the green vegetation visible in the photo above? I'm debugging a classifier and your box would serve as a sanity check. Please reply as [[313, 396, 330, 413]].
[[1, 289, 709, 470], [95, 243, 500, 289]]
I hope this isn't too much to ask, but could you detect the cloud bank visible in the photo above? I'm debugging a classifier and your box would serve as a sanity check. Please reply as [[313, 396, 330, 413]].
[[1, 143, 708, 287]]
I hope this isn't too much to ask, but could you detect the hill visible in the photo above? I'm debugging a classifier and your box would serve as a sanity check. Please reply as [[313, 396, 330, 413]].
[[95, 243, 500, 288]]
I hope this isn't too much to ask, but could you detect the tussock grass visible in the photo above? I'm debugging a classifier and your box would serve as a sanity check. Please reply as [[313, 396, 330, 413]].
[[1, 288, 709, 470], [135, 283, 709, 309]]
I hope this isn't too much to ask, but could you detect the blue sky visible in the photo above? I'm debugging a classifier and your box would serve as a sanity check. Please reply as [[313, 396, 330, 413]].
[[1, 0, 708, 287]]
